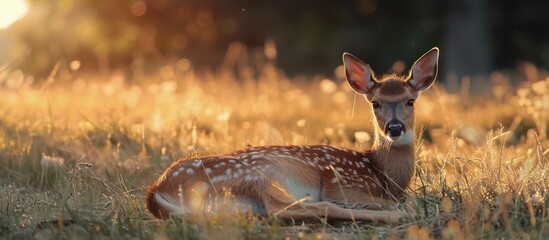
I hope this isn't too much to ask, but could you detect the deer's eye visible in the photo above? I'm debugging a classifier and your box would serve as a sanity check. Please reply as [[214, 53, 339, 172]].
[[407, 99, 415, 107], [372, 101, 380, 109]]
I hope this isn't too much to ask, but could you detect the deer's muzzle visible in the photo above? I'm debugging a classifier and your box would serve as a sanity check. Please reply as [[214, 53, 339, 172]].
[[385, 120, 405, 139]]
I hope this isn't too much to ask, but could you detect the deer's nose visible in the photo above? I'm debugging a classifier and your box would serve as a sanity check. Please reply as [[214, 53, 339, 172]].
[[388, 123, 403, 132], [385, 120, 405, 137]]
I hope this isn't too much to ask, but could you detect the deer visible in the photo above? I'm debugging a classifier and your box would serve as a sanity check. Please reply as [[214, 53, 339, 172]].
[[146, 47, 439, 223]]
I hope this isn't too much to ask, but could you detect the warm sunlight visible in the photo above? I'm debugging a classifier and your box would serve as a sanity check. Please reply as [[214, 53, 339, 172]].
[[0, 1, 548, 238], [0, 0, 28, 29]]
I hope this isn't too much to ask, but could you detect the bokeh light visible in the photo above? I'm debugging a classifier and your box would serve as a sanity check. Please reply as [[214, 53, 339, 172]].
[[0, 0, 28, 29]]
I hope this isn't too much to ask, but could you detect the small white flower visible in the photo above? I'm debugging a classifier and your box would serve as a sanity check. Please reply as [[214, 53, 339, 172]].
[[40, 154, 64, 167]]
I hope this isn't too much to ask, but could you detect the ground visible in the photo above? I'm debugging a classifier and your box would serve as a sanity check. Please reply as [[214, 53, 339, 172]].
[[0, 62, 548, 239]]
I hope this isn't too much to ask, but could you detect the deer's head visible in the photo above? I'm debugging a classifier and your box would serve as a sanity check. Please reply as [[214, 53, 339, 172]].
[[343, 48, 439, 145]]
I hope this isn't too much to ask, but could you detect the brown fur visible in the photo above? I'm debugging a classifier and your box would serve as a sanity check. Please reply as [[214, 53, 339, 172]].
[[146, 146, 400, 218], [376, 78, 408, 96]]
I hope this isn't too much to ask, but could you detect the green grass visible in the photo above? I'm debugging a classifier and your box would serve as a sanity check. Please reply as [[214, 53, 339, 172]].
[[0, 61, 548, 239]]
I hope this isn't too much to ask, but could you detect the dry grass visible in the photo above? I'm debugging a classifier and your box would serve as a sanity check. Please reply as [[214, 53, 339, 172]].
[[0, 58, 548, 239]]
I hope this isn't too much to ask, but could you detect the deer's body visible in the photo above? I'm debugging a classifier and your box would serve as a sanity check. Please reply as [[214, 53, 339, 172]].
[[146, 48, 439, 223]]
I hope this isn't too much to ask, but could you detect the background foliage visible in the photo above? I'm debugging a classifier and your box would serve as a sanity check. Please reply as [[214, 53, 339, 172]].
[[3, 0, 549, 78]]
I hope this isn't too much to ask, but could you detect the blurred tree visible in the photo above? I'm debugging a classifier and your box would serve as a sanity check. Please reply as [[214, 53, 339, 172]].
[[443, 0, 492, 78], [4, 0, 549, 79]]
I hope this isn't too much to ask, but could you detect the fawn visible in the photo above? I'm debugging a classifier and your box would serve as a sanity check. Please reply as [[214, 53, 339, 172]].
[[146, 47, 439, 223]]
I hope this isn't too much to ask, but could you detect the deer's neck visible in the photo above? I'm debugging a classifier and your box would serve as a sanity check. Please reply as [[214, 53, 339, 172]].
[[370, 130, 415, 197]]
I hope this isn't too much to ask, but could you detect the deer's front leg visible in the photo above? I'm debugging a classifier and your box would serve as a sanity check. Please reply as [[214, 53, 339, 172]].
[[320, 181, 400, 210], [259, 189, 411, 224], [265, 199, 411, 223]]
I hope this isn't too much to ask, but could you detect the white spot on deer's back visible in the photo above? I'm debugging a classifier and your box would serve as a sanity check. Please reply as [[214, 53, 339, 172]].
[[191, 160, 202, 168], [211, 175, 226, 182], [173, 171, 179, 177], [244, 175, 261, 182], [204, 168, 212, 174], [186, 168, 194, 175], [214, 162, 227, 168]]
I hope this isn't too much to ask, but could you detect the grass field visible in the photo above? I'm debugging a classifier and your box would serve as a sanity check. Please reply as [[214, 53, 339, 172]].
[[0, 58, 548, 239]]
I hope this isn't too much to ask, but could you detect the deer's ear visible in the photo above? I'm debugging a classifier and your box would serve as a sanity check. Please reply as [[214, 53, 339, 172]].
[[343, 53, 377, 94], [408, 47, 439, 92]]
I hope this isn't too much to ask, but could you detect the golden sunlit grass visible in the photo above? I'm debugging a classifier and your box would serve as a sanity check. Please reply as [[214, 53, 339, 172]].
[[0, 54, 548, 239]]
